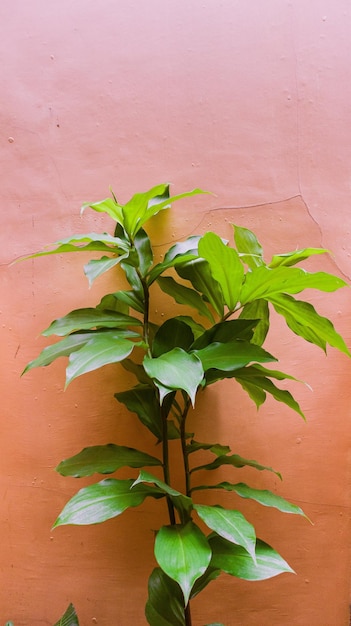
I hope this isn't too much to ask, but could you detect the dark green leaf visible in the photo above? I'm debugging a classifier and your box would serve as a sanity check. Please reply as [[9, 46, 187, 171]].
[[191, 319, 257, 350], [145, 568, 185, 626], [270, 294, 350, 355], [43, 308, 142, 336], [56, 444, 161, 477], [175, 316, 206, 340], [194, 340, 276, 372], [176, 259, 224, 317], [198, 232, 244, 310], [194, 504, 256, 561], [233, 224, 264, 269], [53, 478, 162, 527], [65, 334, 135, 386], [155, 522, 211, 605], [239, 299, 270, 346], [152, 319, 194, 357], [53, 603, 79, 626], [191, 453, 281, 479], [186, 440, 231, 456], [143, 349, 204, 405], [157, 276, 214, 321], [115, 385, 163, 440], [269, 247, 329, 268], [134, 227, 153, 276], [209, 536, 294, 580]]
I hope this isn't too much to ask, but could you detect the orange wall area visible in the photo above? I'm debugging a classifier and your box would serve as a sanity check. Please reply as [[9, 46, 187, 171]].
[[1, 1, 351, 624]]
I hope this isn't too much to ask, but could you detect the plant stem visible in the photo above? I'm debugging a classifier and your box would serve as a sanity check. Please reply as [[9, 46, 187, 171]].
[[185, 602, 192, 626], [180, 397, 192, 497], [161, 404, 176, 525]]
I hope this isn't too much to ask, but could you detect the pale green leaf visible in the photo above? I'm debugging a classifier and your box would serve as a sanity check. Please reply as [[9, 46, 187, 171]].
[[194, 504, 256, 562], [233, 224, 265, 269], [56, 444, 161, 477], [269, 247, 329, 268], [143, 349, 204, 406], [198, 232, 244, 310], [22, 332, 93, 374], [155, 522, 211, 605], [81, 197, 124, 223]]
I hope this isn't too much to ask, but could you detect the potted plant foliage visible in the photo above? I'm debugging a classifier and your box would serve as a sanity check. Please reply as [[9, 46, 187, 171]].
[[22, 184, 349, 625]]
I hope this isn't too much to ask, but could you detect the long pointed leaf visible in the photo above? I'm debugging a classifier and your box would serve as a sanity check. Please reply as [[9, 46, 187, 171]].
[[53, 603, 79, 626], [233, 224, 265, 269], [193, 340, 276, 372], [43, 308, 142, 336], [194, 504, 256, 562], [191, 453, 281, 479], [22, 332, 94, 374], [157, 276, 214, 321], [145, 568, 185, 626], [56, 444, 161, 477]]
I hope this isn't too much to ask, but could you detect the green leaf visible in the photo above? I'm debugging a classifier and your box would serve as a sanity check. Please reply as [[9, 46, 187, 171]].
[[191, 482, 308, 520], [189, 567, 221, 599], [113, 290, 145, 314], [175, 316, 206, 340], [65, 334, 135, 386], [239, 299, 270, 346], [191, 319, 257, 350], [56, 444, 162, 477], [53, 478, 162, 527], [115, 385, 164, 440], [152, 319, 194, 357], [157, 276, 214, 321], [22, 332, 93, 374], [176, 259, 224, 317], [194, 504, 256, 562], [269, 294, 350, 355], [155, 522, 211, 605], [81, 197, 124, 224], [241, 266, 347, 304], [269, 247, 329, 268], [145, 568, 185, 626], [198, 232, 244, 310], [148, 236, 200, 284], [53, 603, 79, 626], [143, 349, 204, 406], [43, 308, 142, 336], [209, 536, 294, 580], [186, 440, 231, 456], [123, 184, 170, 236], [233, 224, 265, 269], [134, 228, 153, 276], [191, 453, 281, 479], [132, 470, 193, 519], [194, 340, 276, 372], [84, 254, 128, 286]]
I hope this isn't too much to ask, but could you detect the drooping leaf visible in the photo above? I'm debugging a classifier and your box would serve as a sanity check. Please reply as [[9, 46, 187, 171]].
[[198, 232, 244, 310], [191, 319, 257, 350], [193, 340, 276, 372], [152, 319, 194, 357], [194, 504, 256, 562], [241, 266, 347, 304], [154, 522, 211, 605], [239, 299, 270, 346], [143, 349, 204, 406], [191, 482, 309, 519], [84, 254, 129, 286], [191, 453, 281, 479], [22, 332, 93, 374], [56, 444, 162, 477], [209, 536, 294, 580], [53, 603, 79, 626], [65, 334, 136, 386], [157, 276, 214, 321], [269, 247, 329, 268], [81, 197, 124, 224], [115, 385, 163, 440], [113, 290, 145, 314], [132, 470, 193, 519], [176, 258, 224, 317], [233, 224, 265, 269], [186, 440, 231, 456], [42, 308, 142, 336], [269, 294, 350, 355], [134, 227, 154, 276], [145, 568, 185, 626], [53, 478, 162, 527], [148, 237, 200, 284]]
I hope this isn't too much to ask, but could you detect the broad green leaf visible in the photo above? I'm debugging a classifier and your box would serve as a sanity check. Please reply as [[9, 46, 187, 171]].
[[189, 567, 221, 599], [145, 568, 185, 626], [239, 299, 270, 346], [53, 603, 79, 626], [43, 308, 142, 336], [194, 340, 276, 372], [97, 293, 129, 314], [113, 290, 145, 314], [241, 266, 347, 304], [191, 319, 257, 350], [132, 470, 193, 519], [53, 478, 162, 527], [152, 319, 194, 357], [56, 444, 162, 477], [269, 294, 350, 355], [84, 254, 129, 286], [148, 236, 201, 284], [191, 453, 281, 479], [194, 504, 256, 562], [65, 334, 135, 386], [22, 332, 93, 374], [143, 188, 208, 227], [233, 224, 264, 269], [269, 247, 329, 268], [176, 259, 224, 317], [198, 232, 244, 310], [191, 482, 308, 519], [134, 228, 153, 276], [81, 197, 124, 223], [155, 522, 211, 605], [209, 536, 294, 580], [123, 183, 170, 236], [157, 276, 214, 321], [115, 385, 165, 440], [175, 316, 206, 340], [186, 440, 231, 456], [143, 349, 204, 406]]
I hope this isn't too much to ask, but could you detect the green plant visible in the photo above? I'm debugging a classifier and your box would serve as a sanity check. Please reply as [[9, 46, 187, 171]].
[[22, 183, 349, 625], [4, 603, 79, 626]]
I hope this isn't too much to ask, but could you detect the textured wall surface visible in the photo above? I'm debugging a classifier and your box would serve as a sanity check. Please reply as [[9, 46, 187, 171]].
[[1, 1, 351, 624]]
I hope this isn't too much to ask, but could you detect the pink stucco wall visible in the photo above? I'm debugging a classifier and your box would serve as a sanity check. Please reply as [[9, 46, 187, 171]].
[[1, 1, 351, 624]]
